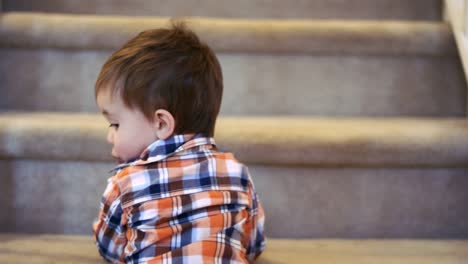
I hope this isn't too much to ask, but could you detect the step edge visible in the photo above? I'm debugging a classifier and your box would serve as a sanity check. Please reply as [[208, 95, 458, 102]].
[[1, 112, 467, 168], [0, 12, 457, 56]]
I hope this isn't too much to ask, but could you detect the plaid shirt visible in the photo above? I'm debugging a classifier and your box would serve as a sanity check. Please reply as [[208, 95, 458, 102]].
[[93, 134, 265, 263]]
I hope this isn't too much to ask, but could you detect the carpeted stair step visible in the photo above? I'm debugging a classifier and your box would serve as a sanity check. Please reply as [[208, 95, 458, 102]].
[[2, 0, 443, 21], [1, 234, 467, 264], [1, 112, 468, 167], [0, 13, 465, 116], [1, 112, 467, 238]]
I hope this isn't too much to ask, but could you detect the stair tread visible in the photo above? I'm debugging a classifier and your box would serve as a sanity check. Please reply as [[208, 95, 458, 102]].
[[1, 112, 467, 167], [0, 12, 456, 55], [0, 234, 466, 264]]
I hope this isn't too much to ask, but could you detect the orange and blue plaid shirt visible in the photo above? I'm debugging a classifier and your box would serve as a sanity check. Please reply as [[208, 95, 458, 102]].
[[93, 134, 266, 263]]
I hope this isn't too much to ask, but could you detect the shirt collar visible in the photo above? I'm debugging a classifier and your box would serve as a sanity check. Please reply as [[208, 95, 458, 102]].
[[111, 133, 215, 172]]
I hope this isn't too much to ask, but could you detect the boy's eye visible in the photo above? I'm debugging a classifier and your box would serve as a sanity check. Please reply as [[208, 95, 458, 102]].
[[109, 124, 119, 129]]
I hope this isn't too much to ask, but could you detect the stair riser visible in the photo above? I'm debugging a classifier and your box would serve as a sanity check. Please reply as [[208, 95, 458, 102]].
[[1, 160, 467, 238], [254, 166, 468, 238], [3, 0, 442, 20], [1, 49, 465, 116]]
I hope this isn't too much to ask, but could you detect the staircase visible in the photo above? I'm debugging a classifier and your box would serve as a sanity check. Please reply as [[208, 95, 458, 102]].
[[1, 0, 467, 244]]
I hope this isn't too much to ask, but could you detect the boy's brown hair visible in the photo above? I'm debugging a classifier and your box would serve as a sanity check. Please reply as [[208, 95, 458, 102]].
[[95, 21, 223, 137]]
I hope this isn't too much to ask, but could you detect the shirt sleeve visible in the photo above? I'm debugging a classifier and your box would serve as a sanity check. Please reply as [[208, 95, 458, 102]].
[[250, 192, 266, 260], [93, 177, 127, 263]]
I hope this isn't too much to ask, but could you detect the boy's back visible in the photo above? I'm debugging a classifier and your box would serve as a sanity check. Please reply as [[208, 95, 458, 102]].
[[94, 134, 265, 263]]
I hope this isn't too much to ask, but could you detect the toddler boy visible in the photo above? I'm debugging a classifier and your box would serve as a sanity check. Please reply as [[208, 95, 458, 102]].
[[92, 22, 266, 263]]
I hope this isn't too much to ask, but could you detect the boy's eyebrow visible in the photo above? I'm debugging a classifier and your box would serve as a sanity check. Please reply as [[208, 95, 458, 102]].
[[102, 110, 113, 117]]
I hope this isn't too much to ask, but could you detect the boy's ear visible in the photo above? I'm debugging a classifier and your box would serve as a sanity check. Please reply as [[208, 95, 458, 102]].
[[153, 109, 175, 140]]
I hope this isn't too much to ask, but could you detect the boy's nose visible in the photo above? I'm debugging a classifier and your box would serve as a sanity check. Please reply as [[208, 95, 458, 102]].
[[107, 129, 114, 145]]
